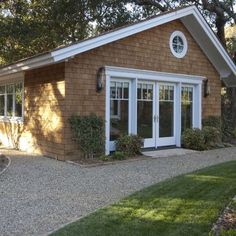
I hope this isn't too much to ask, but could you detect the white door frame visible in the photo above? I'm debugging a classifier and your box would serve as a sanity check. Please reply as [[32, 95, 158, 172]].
[[105, 66, 205, 155], [156, 82, 177, 147]]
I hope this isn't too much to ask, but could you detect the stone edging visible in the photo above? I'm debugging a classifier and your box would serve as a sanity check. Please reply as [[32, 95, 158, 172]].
[[0, 155, 11, 176], [66, 156, 151, 168]]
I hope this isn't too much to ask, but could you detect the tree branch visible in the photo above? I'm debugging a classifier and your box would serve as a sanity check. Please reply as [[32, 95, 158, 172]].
[[132, 0, 168, 12]]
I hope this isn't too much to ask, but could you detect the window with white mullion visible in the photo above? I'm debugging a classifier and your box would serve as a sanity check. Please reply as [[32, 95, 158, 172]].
[[0, 82, 23, 120], [110, 80, 130, 141], [137, 82, 153, 139]]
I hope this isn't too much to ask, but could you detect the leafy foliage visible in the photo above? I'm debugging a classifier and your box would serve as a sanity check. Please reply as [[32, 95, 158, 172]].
[[116, 134, 143, 157], [202, 126, 222, 148], [0, 0, 140, 65], [202, 116, 222, 130], [1, 0, 235, 65], [182, 125, 222, 151], [112, 151, 126, 160], [221, 88, 235, 140], [69, 114, 105, 158], [182, 128, 206, 151]]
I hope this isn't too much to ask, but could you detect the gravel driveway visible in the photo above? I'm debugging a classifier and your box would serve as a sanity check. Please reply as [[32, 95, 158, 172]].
[[0, 147, 236, 236]]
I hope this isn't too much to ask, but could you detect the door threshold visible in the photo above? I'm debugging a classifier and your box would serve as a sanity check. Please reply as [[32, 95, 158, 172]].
[[141, 146, 178, 152]]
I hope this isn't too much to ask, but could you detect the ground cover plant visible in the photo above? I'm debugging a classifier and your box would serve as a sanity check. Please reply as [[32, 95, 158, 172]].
[[51, 161, 236, 236]]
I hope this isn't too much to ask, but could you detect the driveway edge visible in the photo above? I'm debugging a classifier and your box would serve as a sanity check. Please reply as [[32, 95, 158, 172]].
[[0, 155, 11, 176]]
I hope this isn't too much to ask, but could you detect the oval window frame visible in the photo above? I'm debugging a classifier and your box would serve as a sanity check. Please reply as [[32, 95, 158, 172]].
[[169, 31, 188, 58]]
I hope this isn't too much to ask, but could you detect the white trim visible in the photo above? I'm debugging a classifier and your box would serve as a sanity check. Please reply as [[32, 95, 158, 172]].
[[50, 6, 196, 62], [105, 66, 205, 84], [0, 5, 235, 86], [0, 81, 24, 123], [156, 83, 177, 147], [191, 10, 236, 76], [105, 77, 110, 155], [105, 66, 202, 153], [176, 82, 182, 147], [169, 31, 188, 58]]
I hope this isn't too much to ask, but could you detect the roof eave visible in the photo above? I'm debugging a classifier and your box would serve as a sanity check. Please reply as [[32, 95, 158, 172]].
[[0, 53, 54, 77]]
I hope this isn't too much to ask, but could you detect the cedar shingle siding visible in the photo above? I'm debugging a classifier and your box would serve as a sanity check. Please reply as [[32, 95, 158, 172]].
[[0, 20, 221, 160]]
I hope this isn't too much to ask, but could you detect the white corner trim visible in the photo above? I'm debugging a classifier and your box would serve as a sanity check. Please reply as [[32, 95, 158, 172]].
[[192, 10, 236, 75], [50, 6, 196, 62], [0, 53, 54, 77], [105, 66, 205, 84], [169, 31, 188, 58], [0, 5, 235, 82]]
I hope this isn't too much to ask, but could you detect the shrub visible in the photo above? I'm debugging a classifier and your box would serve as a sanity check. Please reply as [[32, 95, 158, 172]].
[[99, 155, 111, 162], [202, 116, 222, 130], [116, 135, 143, 157], [233, 128, 236, 139], [112, 151, 126, 160], [69, 114, 105, 158], [182, 128, 206, 151], [202, 126, 221, 148]]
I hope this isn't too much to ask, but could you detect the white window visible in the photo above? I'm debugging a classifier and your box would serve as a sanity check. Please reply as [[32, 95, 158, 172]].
[[0, 82, 23, 120], [110, 81, 130, 141], [170, 31, 188, 58]]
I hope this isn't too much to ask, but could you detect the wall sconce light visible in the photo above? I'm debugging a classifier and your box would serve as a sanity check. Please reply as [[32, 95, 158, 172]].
[[96, 67, 105, 93], [204, 79, 210, 97]]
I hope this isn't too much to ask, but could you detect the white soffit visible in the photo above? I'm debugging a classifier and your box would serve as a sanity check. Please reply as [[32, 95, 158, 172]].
[[0, 5, 235, 86]]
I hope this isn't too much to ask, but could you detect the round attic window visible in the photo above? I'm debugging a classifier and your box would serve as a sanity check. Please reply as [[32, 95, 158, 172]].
[[170, 31, 188, 58]]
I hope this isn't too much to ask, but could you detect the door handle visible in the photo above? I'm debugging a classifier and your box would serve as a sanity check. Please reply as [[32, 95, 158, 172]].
[[154, 115, 159, 123]]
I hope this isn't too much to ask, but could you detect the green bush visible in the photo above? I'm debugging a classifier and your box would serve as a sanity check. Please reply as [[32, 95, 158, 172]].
[[202, 126, 221, 148], [99, 155, 111, 162], [69, 114, 105, 158], [182, 128, 206, 151], [116, 135, 143, 157], [202, 116, 222, 130], [112, 151, 126, 160], [233, 128, 236, 139], [182, 126, 222, 151]]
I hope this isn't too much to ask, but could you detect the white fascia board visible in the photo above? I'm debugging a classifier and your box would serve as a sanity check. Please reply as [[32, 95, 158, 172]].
[[0, 53, 54, 77], [192, 9, 236, 75], [51, 6, 196, 62], [105, 66, 205, 85]]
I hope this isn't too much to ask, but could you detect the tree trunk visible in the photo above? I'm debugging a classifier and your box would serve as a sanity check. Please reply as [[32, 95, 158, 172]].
[[215, 16, 226, 47]]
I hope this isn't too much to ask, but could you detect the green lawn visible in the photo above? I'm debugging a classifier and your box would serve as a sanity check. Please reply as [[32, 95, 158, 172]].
[[51, 161, 236, 236]]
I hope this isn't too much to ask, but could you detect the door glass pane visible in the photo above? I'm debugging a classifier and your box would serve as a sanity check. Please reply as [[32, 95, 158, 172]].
[[6, 84, 14, 117], [7, 94, 13, 117], [137, 83, 153, 139], [159, 85, 174, 138], [0, 95, 4, 116], [181, 87, 193, 133], [15, 83, 23, 117], [110, 81, 129, 141]]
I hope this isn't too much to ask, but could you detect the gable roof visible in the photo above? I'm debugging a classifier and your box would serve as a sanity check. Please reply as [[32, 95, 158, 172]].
[[1, 5, 236, 86]]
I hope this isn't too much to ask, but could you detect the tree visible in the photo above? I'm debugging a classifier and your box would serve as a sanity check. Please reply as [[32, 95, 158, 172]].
[[130, 0, 236, 46], [0, 0, 138, 65]]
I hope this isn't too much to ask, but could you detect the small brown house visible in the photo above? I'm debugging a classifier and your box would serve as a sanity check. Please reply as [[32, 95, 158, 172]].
[[0, 6, 236, 160]]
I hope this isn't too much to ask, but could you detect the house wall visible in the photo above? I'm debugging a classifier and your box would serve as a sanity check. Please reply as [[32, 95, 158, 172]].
[[0, 63, 66, 160], [64, 19, 221, 159], [0, 19, 222, 160]]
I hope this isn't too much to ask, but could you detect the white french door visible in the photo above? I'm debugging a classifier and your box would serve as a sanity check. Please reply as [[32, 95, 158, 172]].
[[156, 83, 176, 147], [106, 66, 203, 155], [137, 82, 176, 148]]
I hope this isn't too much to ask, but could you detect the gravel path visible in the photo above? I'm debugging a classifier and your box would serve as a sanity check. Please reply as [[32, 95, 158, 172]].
[[0, 147, 236, 236]]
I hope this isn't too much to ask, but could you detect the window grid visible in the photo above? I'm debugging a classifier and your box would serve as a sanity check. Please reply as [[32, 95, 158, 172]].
[[110, 81, 129, 101], [159, 85, 174, 102], [0, 82, 23, 119], [181, 87, 193, 103], [172, 36, 184, 53], [137, 83, 153, 101]]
